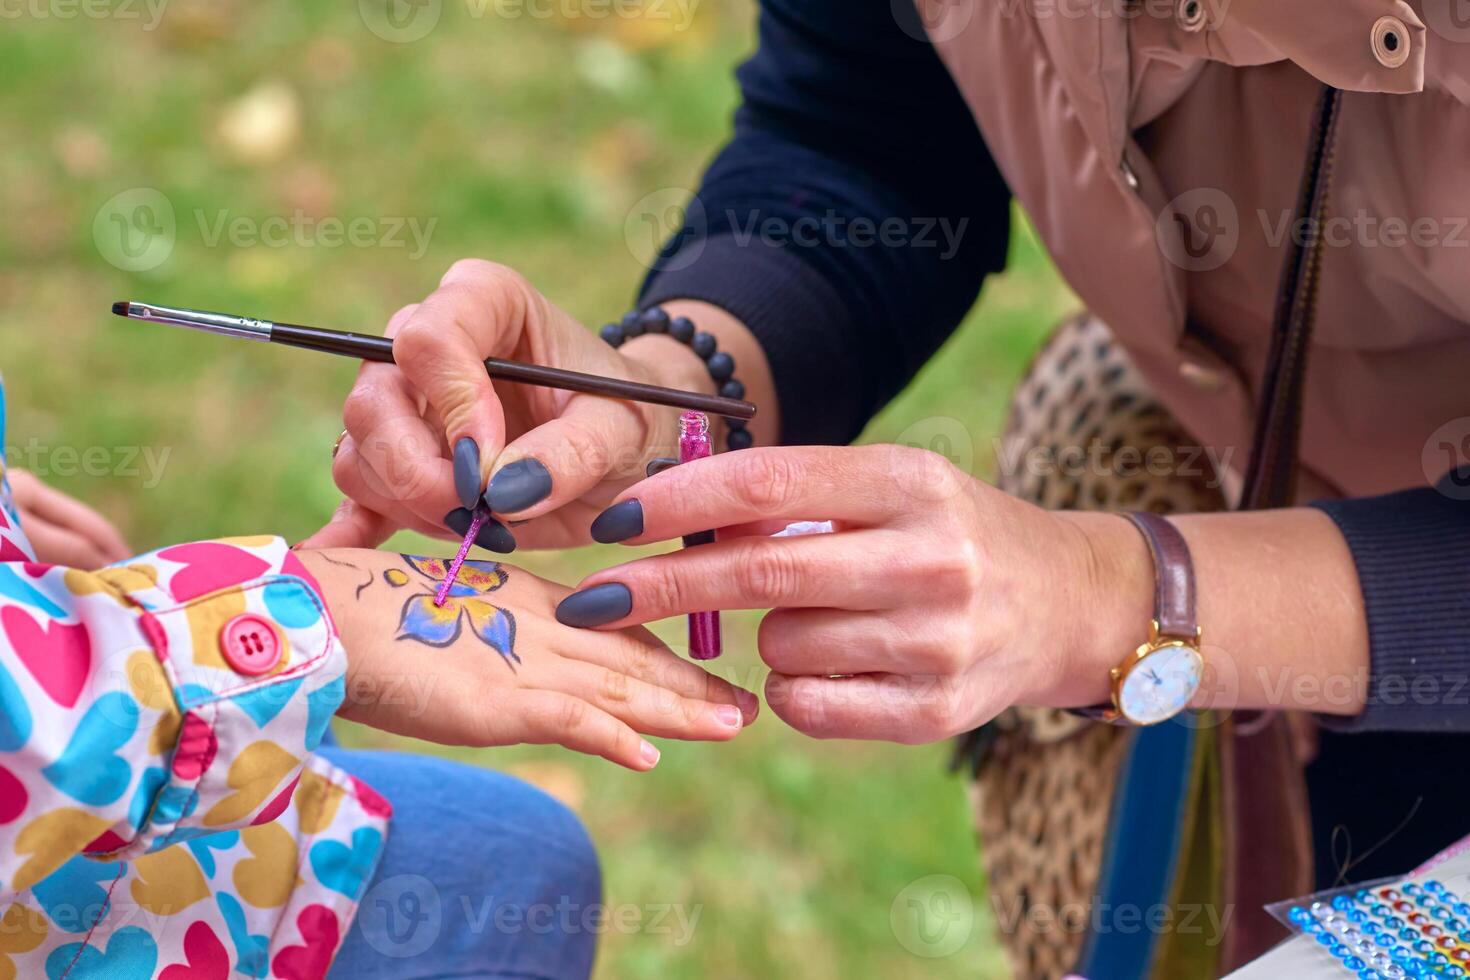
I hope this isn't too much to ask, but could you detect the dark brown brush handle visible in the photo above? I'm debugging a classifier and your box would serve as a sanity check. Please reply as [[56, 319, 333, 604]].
[[1124, 512, 1197, 640], [269, 322, 758, 421]]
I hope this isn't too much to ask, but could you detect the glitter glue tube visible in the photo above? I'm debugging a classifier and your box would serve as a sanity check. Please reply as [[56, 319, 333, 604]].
[[678, 411, 722, 660], [435, 507, 488, 608]]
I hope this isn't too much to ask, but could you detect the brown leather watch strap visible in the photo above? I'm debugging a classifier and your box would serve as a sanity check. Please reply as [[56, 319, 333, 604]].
[[1125, 512, 1197, 639], [1068, 513, 1199, 723]]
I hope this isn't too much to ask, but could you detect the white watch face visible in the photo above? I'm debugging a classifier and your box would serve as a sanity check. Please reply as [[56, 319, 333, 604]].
[[1117, 644, 1203, 725]]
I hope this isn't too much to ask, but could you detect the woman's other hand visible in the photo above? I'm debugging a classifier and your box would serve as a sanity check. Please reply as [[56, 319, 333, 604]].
[[552, 445, 1134, 744]]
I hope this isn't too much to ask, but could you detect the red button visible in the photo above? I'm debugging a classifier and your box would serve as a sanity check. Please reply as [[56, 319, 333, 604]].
[[219, 614, 282, 676]]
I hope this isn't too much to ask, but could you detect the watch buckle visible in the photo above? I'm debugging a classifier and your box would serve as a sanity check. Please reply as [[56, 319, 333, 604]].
[[1147, 619, 1204, 648]]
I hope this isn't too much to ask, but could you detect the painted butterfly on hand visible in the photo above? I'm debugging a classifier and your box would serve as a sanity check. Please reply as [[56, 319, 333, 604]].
[[384, 557, 519, 669]]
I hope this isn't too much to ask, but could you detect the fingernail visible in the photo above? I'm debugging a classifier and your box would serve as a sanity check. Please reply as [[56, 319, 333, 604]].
[[555, 582, 632, 628], [645, 457, 679, 478], [445, 508, 517, 554], [453, 437, 482, 510], [716, 704, 743, 729], [735, 689, 759, 718], [590, 499, 643, 544], [486, 458, 552, 514], [639, 740, 661, 768]]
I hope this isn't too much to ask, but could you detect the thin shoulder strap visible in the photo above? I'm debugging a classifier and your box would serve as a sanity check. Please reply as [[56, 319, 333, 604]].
[[1238, 85, 1343, 511]]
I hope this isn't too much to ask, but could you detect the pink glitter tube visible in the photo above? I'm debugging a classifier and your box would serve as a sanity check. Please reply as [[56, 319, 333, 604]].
[[678, 412, 722, 660], [435, 508, 487, 607]]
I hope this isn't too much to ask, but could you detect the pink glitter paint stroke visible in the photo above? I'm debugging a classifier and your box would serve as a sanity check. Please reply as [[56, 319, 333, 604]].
[[678, 412, 722, 660], [435, 509, 488, 607]]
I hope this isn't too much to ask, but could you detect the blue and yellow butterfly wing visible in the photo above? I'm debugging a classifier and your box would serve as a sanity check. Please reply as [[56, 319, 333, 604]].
[[461, 598, 519, 668], [446, 560, 509, 598], [396, 594, 463, 646]]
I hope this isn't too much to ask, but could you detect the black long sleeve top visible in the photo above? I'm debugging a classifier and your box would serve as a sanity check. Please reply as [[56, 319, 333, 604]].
[[639, 0, 1470, 734]]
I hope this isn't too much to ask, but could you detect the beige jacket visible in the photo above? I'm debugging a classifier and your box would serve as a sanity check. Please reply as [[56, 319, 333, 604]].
[[917, 0, 1470, 499]]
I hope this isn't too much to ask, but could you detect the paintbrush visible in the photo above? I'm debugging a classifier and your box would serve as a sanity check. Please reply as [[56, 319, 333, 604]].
[[111, 301, 758, 421]]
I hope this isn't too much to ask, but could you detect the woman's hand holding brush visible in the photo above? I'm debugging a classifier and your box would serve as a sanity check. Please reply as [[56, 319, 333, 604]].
[[305, 260, 743, 550]]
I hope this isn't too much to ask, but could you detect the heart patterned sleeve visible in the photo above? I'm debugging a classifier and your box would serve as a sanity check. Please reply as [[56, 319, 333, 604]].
[[0, 430, 390, 976]]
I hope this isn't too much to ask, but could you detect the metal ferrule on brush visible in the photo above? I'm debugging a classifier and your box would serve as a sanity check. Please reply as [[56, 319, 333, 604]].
[[119, 302, 274, 342]]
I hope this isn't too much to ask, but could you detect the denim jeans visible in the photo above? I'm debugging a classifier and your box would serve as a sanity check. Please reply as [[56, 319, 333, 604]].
[[318, 742, 601, 979]]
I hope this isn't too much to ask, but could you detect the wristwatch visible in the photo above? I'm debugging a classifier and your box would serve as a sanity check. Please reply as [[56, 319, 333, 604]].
[[1073, 512, 1204, 726]]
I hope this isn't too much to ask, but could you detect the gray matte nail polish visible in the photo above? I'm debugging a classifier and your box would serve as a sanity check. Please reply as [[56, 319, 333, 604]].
[[485, 458, 552, 514], [445, 508, 517, 554], [556, 583, 632, 628], [590, 499, 643, 544], [453, 438, 482, 510]]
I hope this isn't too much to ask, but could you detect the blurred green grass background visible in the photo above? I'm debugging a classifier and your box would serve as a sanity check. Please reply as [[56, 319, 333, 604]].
[[0, 1, 1075, 976]]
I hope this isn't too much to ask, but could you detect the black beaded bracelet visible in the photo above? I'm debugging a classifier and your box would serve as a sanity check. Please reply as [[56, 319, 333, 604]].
[[598, 306, 753, 453]]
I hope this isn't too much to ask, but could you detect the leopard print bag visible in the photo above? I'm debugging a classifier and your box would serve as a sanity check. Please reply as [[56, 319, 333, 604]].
[[958, 85, 1342, 978], [953, 314, 1227, 980]]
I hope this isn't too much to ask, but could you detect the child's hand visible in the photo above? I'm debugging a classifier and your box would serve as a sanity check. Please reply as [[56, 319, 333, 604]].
[[296, 548, 757, 770], [7, 468, 131, 569]]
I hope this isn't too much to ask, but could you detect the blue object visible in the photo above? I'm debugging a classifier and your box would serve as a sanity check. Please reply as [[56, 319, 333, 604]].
[[1073, 723, 1195, 979], [44, 926, 156, 980], [319, 747, 601, 979]]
